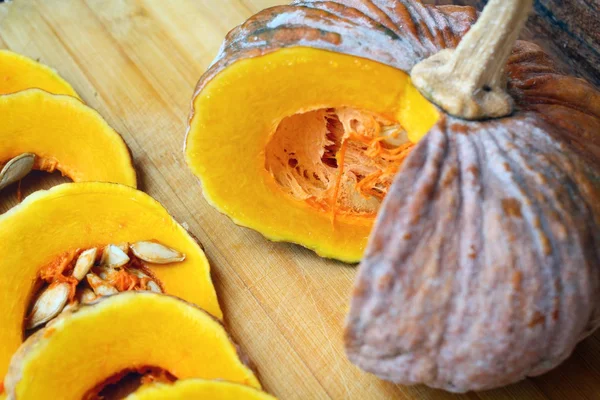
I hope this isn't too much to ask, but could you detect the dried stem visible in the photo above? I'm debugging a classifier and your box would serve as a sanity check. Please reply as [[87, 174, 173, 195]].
[[411, 0, 533, 120]]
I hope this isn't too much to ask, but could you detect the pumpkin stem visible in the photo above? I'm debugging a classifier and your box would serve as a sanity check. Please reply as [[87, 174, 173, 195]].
[[410, 0, 532, 120]]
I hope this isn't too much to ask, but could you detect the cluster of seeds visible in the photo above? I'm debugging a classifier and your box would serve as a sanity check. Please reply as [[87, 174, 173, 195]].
[[27, 241, 185, 331]]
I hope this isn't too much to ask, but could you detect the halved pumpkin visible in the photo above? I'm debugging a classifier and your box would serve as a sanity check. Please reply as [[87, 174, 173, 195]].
[[0, 50, 79, 98], [187, 47, 439, 262], [0, 182, 222, 382], [4, 292, 258, 400], [126, 379, 275, 400], [0, 89, 136, 187]]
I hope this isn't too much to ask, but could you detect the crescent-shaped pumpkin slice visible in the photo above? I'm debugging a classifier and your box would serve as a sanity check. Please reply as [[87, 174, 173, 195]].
[[0, 182, 222, 383], [0, 89, 136, 187], [0, 50, 79, 98], [126, 379, 275, 400], [4, 293, 258, 400]]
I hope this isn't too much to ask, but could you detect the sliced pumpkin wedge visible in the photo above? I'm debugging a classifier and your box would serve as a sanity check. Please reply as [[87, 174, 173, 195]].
[[0, 50, 79, 97], [0, 89, 136, 187], [4, 293, 258, 400], [126, 379, 275, 400], [0, 182, 221, 382]]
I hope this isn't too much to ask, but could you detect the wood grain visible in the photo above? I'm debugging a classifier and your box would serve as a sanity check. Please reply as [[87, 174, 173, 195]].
[[0, 1, 598, 399]]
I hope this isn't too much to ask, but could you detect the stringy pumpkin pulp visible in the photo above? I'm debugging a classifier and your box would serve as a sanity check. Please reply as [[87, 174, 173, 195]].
[[266, 107, 414, 218]]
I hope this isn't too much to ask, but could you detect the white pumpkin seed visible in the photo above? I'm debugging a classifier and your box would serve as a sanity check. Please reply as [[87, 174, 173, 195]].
[[27, 282, 70, 330], [72, 248, 97, 281], [86, 273, 118, 296], [146, 281, 162, 293], [100, 244, 130, 268], [116, 242, 129, 254], [61, 301, 79, 314], [0, 153, 35, 191], [128, 268, 161, 292], [77, 287, 97, 304], [95, 266, 116, 281], [128, 268, 150, 279], [130, 241, 185, 264], [380, 124, 410, 147]]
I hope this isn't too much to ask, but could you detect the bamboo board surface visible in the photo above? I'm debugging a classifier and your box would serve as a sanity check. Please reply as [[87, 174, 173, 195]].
[[0, 1, 599, 399]]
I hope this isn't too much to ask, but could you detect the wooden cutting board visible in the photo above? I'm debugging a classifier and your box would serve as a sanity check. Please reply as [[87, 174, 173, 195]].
[[1, 1, 599, 399]]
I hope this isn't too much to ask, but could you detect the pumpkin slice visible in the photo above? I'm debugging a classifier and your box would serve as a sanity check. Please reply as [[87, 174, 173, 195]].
[[0, 182, 221, 382], [187, 47, 439, 262], [0, 89, 136, 187], [0, 50, 79, 97], [4, 293, 258, 400], [126, 379, 275, 400]]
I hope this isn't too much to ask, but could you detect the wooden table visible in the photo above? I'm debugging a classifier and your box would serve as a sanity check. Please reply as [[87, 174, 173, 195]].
[[1, 1, 599, 399]]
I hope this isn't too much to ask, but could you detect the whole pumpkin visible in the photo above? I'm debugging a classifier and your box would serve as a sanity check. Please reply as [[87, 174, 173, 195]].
[[187, 0, 600, 392], [343, 0, 600, 393]]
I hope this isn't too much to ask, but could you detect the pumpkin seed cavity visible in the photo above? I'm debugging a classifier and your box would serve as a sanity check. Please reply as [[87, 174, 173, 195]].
[[25, 241, 183, 335], [265, 107, 414, 217]]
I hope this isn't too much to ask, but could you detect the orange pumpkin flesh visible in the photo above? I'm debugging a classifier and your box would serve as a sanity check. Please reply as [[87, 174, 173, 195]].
[[187, 47, 438, 262], [0, 50, 79, 98]]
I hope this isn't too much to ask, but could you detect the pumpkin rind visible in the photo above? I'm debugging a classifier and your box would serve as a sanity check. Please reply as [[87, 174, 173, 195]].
[[191, 1, 476, 96], [0, 50, 80, 98], [0, 182, 222, 383], [4, 293, 257, 400], [125, 379, 275, 400], [0, 89, 136, 187], [344, 3, 600, 393]]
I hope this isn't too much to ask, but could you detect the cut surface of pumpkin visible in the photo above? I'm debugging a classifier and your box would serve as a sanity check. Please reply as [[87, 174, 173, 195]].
[[4, 293, 258, 400], [0, 89, 136, 187], [0, 50, 79, 98], [187, 47, 439, 262], [126, 379, 275, 400], [0, 182, 222, 382]]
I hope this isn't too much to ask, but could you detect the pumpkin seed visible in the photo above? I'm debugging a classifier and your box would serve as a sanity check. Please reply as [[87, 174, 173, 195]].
[[72, 248, 97, 281], [0, 153, 35, 191], [127, 268, 156, 291], [380, 124, 409, 147], [116, 242, 129, 254], [100, 244, 130, 268], [130, 241, 185, 264], [27, 282, 70, 330], [61, 301, 79, 315], [146, 280, 162, 293], [86, 273, 118, 296], [77, 287, 97, 304], [94, 266, 116, 281], [128, 268, 149, 279]]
